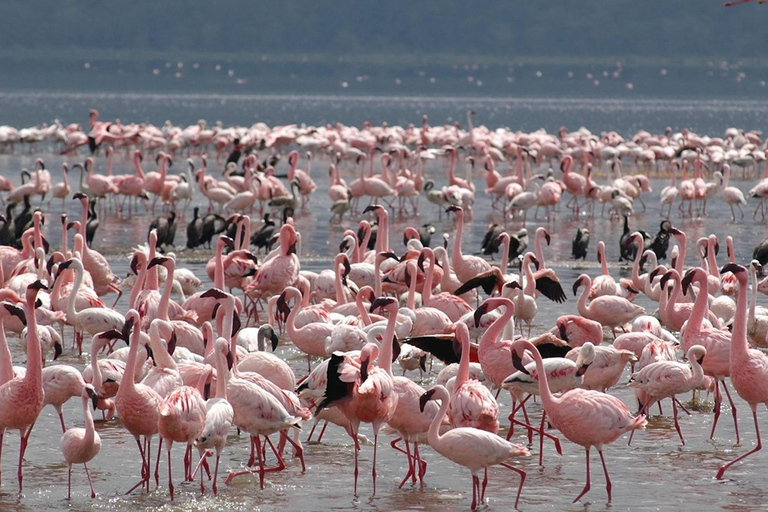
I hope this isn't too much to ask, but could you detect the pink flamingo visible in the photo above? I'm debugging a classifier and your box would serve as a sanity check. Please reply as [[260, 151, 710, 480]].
[[418, 247, 472, 321], [511, 338, 647, 503], [680, 268, 740, 443], [60, 384, 101, 499], [245, 222, 300, 320], [560, 155, 586, 212], [158, 367, 209, 500], [315, 311, 398, 495], [42, 364, 88, 433], [287, 150, 318, 206], [50, 163, 71, 210], [590, 241, 618, 298], [716, 263, 768, 478], [420, 385, 529, 510], [447, 205, 492, 283], [628, 345, 707, 445], [0, 281, 46, 492], [115, 310, 163, 494], [574, 274, 644, 337], [116, 150, 149, 216], [73, 193, 121, 301]]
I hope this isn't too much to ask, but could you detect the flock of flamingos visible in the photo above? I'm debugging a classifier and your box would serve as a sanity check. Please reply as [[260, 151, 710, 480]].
[[1, 110, 768, 509]]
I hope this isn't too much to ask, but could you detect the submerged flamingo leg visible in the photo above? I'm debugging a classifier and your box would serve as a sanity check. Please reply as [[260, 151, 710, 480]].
[[499, 462, 526, 510], [573, 447, 592, 503]]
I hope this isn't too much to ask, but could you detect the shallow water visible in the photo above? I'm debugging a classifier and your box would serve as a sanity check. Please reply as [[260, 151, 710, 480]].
[[0, 94, 767, 511]]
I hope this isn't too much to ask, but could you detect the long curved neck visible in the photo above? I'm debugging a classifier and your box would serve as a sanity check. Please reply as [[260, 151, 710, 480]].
[[406, 264, 417, 310], [286, 292, 305, 338], [157, 261, 174, 320], [79, 200, 88, 240], [129, 258, 146, 308], [360, 226, 371, 262], [147, 241, 159, 290], [599, 244, 609, 276], [379, 305, 397, 375], [732, 274, 749, 364], [688, 274, 709, 331], [500, 236, 510, 276], [518, 340, 559, 410], [535, 235, 546, 269], [0, 318, 13, 385], [119, 321, 140, 396], [374, 257, 383, 297], [482, 301, 514, 345], [214, 241, 225, 289], [66, 262, 84, 320], [674, 234, 687, 274], [750, 267, 758, 324], [90, 338, 105, 395], [631, 242, 645, 291], [577, 277, 591, 313], [82, 394, 96, 442], [455, 332, 470, 390], [134, 154, 144, 178], [427, 388, 450, 446], [448, 151, 457, 183], [334, 263, 347, 305], [523, 258, 536, 296], [706, 243, 720, 279], [451, 212, 464, 265], [107, 151, 114, 177], [422, 254, 436, 302], [356, 292, 373, 325]]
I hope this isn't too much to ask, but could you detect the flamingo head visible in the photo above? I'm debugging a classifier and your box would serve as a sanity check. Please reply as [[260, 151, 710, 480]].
[[2, 302, 26, 326], [201, 288, 228, 300], [147, 256, 169, 269], [681, 269, 702, 295], [369, 296, 397, 315], [572, 275, 585, 296], [445, 205, 462, 215], [659, 270, 676, 291], [511, 346, 530, 375], [419, 388, 437, 413], [721, 263, 747, 280]]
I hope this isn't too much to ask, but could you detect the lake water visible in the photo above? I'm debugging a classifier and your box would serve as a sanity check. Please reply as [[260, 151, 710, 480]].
[[0, 92, 767, 511]]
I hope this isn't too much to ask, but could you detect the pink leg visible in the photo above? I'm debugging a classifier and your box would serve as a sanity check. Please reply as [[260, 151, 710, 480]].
[[67, 465, 72, 500], [481, 467, 488, 502], [372, 430, 379, 495], [154, 437, 163, 487], [83, 463, 96, 498], [598, 449, 612, 502], [58, 412, 67, 433], [672, 397, 685, 445], [721, 380, 740, 444], [674, 398, 692, 416], [125, 436, 148, 494], [414, 442, 427, 489], [316, 421, 329, 442], [392, 438, 414, 488], [717, 407, 761, 479], [167, 446, 174, 501], [279, 430, 305, 471], [573, 447, 592, 503], [471, 474, 479, 510], [710, 380, 723, 440], [499, 462, 526, 509]]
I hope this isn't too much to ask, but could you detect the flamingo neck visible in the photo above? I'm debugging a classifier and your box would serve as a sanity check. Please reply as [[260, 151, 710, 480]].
[[499, 236, 510, 276], [379, 304, 397, 375], [334, 263, 347, 305], [214, 241, 225, 289], [66, 261, 84, 321], [406, 264, 417, 310], [451, 212, 464, 265], [518, 339, 558, 410], [687, 273, 709, 332], [0, 318, 13, 385], [422, 253, 436, 303], [482, 300, 514, 346], [427, 387, 450, 446], [81, 393, 96, 442], [599, 244, 609, 276], [157, 262, 174, 320], [731, 274, 749, 364], [129, 257, 146, 309], [523, 258, 536, 296], [455, 332, 470, 390], [631, 241, 645, 291]]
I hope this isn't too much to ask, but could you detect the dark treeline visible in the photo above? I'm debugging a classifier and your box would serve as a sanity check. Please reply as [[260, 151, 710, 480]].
[[0, 1, 765, 61]]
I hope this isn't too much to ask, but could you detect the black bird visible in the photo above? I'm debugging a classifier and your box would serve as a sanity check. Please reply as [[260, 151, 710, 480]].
[[14, 195, 33, 242], [226, 138, 242, 167], [618, 215, 649, 263], [149, 211, 177, 250], [86, 198, 99, 247], [480, 223, 505, 256], [754, 236, 768, 274], [251, 213, 276, 253], [186, 207, 227, 249], [0, 204, 15, 246], [648, 220, 673, 261], [223, 214, 243, 242], [572, 227, 590, 260], [507, 229, 529, 262]]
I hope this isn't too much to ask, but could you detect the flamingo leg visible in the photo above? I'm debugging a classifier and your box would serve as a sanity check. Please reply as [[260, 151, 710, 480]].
[[480, 467, 488, 503], [598, 449, 612, 502], [125, 436, 149, 495], [167, 444, 175, 501], [499, 462, 526, 510], [471, 474, 479, 510], [279, 430, 305, 471], [573, 447, 592, 503], [721, 380, 740, 444], [17, 424, 35, 491], [672, 397, 685, 445], [710, 380, 723, 440], [67, 464, 72, 500], [674, 397, 692, 416], [415, 442, 427, 489], [154, 437, 163, 487], [316, 421, 329, 442], [717, 407, 762, 479]]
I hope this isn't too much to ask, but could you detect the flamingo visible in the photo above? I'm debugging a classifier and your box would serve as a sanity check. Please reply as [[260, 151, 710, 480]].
[[573, 274, 644, 337], [315, 305, 398, 495], [60, 384, 101, 499], [115, 310, 163, 494], [446, 205, 492, 283], [419, 385, 529, 510], [51, 163, 71, 210], [194, 356, 233, 495], [0, 281, 46, 492], [511, 338, 647, 503], [628, 345, 707, 445], [716, 263, 768, 479]]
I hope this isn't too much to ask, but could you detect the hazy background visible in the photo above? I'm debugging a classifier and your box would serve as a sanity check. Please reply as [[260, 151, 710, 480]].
[[1, 1, 767, 98]]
